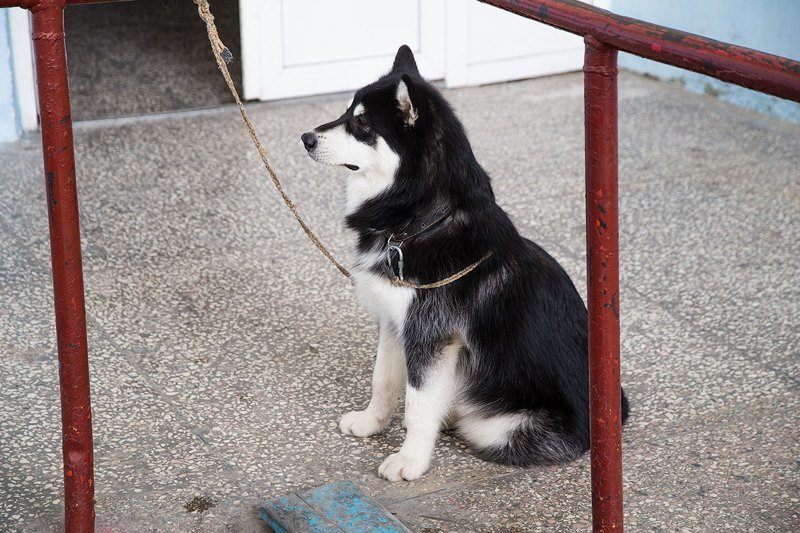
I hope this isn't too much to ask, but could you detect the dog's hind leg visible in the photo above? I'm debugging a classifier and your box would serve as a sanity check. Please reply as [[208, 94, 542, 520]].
[[339, 320, 407, 437], [378, 340, 461, 481]]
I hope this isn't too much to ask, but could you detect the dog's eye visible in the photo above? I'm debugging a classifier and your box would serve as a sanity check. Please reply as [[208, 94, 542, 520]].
[[354, 115, 369, 128]]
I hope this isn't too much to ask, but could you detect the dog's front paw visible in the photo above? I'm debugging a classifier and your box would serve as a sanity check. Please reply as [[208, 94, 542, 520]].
[[378, 452, 430, 481], [339, 410, 387, 437]]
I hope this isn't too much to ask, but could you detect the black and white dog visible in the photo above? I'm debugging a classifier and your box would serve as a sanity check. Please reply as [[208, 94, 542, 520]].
[[301, 46, 629, 481]]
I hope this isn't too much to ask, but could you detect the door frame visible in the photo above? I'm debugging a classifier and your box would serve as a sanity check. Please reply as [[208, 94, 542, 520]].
[[8, 0, 616, 126]]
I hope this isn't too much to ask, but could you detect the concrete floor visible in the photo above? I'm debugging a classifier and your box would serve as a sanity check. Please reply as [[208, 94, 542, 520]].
[[65, 0, 242, 120], [1, 72, 798, 532]]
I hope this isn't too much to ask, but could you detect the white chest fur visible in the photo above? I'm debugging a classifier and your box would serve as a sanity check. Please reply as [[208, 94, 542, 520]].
[[345, 172, 393, 215], [352, 250, 415, 329]]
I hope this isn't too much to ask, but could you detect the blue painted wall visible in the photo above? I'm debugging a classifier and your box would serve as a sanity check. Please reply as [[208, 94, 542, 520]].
[[611, 0, 800, 123], [0, 10, 21, 143]]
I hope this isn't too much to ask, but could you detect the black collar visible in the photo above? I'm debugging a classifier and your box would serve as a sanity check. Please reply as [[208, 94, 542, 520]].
[[387, 210, 452, 245], [383, 210, 452, 281]]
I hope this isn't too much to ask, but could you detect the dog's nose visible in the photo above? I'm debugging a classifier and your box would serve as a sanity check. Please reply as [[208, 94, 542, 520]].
[[301, 132, 317, 151]]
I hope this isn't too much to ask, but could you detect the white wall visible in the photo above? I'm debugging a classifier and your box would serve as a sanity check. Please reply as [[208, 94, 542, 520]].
[[0, 10, 19, 143]]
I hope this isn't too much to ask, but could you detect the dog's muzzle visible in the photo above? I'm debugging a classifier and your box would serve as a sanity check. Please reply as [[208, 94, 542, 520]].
[[301, 131, 360, 171]]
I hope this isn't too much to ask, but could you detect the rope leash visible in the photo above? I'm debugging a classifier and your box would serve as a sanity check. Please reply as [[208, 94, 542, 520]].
[[193, 0, 492, 290], [389, 251, 494, 289], [193, 0, 351, 278]]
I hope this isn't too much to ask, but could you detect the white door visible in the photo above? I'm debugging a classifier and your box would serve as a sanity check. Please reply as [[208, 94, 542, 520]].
[[239, 0, 446, 101], [239, 0, 611, 100], [445, 0, 603, 87]]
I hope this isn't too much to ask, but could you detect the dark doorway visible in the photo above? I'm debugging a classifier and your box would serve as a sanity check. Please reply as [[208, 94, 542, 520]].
[[65, 0, 243, 121]]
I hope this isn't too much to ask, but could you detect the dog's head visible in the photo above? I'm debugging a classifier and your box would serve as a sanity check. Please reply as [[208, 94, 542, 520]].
[[301, 45, 427, 180]]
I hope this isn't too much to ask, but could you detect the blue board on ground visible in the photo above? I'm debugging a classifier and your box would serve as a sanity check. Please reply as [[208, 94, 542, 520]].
[[260, 480, 410, 533]]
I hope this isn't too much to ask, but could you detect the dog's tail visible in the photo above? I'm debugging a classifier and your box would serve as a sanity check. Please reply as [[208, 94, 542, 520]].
[[465, 411, 587, 467], [467, 392, 629, 467], [621, 388, 631, 426]]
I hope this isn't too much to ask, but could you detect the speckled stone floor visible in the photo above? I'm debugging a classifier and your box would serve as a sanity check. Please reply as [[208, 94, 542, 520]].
[[1, 72, 798, 532]]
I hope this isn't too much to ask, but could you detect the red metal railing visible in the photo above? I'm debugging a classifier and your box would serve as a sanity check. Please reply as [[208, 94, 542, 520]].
[[582, 36, 623, 530], [0, 1, 96, 531], [480, 1, 800, 531], [1, 0, 798, 531]]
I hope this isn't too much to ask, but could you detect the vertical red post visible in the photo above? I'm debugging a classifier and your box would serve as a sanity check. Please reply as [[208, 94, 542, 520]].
[[31, 1, 95, 530], [584, 36, 622, 532]]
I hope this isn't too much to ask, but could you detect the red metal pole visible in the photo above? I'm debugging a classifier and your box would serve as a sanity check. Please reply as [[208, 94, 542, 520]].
[[584, 36, 622, 532], [31, 1, 95, 531]]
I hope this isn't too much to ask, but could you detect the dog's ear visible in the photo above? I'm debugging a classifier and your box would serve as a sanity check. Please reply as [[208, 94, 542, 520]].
[[391, 45, 420, 76], [396, 74, 420, 127]]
